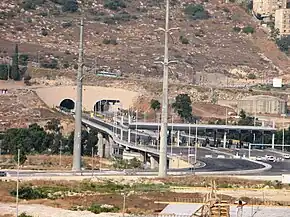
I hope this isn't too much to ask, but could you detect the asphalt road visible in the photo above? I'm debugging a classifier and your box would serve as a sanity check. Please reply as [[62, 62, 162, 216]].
[[83, 116, 290, 175]]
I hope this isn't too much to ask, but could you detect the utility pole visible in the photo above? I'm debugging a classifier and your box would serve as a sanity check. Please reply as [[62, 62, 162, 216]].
[[91, 147, 94, 177], [16, 149, 20, 217], [155, 0, 179, 178], [72, 18, 84, 172]]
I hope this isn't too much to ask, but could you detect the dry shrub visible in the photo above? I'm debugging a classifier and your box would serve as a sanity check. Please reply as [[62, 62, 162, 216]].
[[157, 176, 265, 188]]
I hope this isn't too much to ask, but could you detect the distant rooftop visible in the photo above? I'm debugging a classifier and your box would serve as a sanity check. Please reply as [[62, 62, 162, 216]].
[[240, 95, 285, 101]]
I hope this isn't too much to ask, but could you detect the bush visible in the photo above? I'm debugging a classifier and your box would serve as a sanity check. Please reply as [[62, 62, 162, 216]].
[[19, 213, 33, 217], [184, 4, 210, 20], [102, 38, 118, 45], [104, 0, 126, 11], [21, 0, 45, 10], [276, 35, 290, 53], [242, 25, 255, 34], [40, 59, 58, 69], [87, 204, 119, 214], [0, 64, 9, 80], [95, 11, 137, 24], [61, 21, 73, 28], [247, 73, 256, 79], [19, 54, 29, 66], [179, 35, 189, 44], [10, 186, 47, 200], [63, 61, 70, 68], [41, 28, 48, 36], [62, 0, 78, 12], [233, 26, 241, 32], [15, 26, 24, 31]]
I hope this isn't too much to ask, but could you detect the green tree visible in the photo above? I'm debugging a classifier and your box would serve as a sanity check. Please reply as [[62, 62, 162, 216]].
[[62, 0, 79, 12], [0, 64, 9, 80], [238, 109, 255, 126], [104, 0, 126, 11], [184, 4, 209, 20], [45, 119, 63, 154], [276, 36, 290, 53], [19, 54, 29, 66], [11, 44, 20, 80], [150, 99, 161, 111], [172, 94, 193, 122]]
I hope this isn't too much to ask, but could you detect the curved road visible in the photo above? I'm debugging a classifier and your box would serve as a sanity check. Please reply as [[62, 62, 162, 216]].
[[83, 116, 274, 174]]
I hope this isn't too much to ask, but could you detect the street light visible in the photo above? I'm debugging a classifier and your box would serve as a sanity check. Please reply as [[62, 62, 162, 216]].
[[194, 124, 198, 165], [135, 110, 138, 146], [16, 149, 20, 217], [170, 114, 174, 156], [281, 113, 286, 152], [188, 123, 191, 163], [155, 0, 179, 178]]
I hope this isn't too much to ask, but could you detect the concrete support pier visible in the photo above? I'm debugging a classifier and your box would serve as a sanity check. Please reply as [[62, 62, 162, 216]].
[[128, 129, 131, 143], [97, 132, 104, 158], [223, 131, 227, 148], [272, 133, 275, 149], [150, 155, 158, 169], [177, 131, 180, 147]]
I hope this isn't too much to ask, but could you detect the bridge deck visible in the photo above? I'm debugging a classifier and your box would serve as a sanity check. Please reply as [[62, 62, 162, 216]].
[[128, 122, 276, 132]]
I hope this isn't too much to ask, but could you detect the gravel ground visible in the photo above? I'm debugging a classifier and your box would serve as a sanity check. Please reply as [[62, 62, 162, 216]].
[[0, 203, 124, 217]]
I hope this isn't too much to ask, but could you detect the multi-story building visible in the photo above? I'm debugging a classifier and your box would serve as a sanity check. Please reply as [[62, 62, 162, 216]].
[[275, 9, 290, 35], [237, 95, 287, 115], [253, 0, 287, 17]]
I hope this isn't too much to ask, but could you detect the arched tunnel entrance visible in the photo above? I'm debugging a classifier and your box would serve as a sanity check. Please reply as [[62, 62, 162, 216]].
[[59, 98, 75, 111], [94, 99, 121, 113]]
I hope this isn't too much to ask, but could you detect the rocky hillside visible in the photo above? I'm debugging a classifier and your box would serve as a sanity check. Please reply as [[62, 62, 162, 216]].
[[0, 0, 289, 86]]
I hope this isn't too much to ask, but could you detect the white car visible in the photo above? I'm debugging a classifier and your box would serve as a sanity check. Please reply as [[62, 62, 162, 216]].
[[267, 156, 276, 162], [283, 154, 290, 159], [256, 156, 262, 161]]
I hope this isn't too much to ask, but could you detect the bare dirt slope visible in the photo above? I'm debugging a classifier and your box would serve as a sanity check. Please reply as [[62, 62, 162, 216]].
[[0, 81, 67, 131], [0, 0, 288, 85]]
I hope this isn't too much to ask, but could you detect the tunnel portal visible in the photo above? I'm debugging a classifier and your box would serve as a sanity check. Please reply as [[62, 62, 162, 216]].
[[94, 99, 121, 113], [59, 98, 75, 111]]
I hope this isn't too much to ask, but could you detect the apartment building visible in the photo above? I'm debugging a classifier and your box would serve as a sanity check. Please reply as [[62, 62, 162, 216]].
[[253, 0, 287, 16], [275, 8, 290, 35]]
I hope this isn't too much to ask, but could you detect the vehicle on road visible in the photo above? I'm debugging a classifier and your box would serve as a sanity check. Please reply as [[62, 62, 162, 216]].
[[256, 156, 262, 161], [283, 154, 290, 159], [266, 156, 276, 162], [0, 171, 7, 177]]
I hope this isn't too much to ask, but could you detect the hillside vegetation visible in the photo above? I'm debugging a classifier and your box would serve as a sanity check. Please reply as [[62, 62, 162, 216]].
[[0, 0, 289, 86]]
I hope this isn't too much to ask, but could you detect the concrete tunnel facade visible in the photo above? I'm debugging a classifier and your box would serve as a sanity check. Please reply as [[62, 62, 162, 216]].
[[59, 98, 121, 112], [35, 86, 139, 112]]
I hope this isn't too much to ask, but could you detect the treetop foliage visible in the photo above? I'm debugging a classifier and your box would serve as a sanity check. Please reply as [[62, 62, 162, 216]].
[[1, 119, 99, 164], [172, 93, 193, 122], [184, 4, 210, 20], [150, 99, 161, 111]]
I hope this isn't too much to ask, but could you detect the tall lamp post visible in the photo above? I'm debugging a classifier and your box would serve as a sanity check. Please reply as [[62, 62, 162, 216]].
[[282, 113, 286, 152], [155, 0, 179, 178], [16, 149, 20, 217], [170, 113, 174, 156], [72, 18, 84, 172]]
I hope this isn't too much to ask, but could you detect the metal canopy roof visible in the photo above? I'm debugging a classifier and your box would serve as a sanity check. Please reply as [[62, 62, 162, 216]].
[[128, 122, 276, 132]]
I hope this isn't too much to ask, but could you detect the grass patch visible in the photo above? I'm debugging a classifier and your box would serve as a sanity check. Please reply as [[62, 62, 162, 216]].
[[9, 180, 171, 200]]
